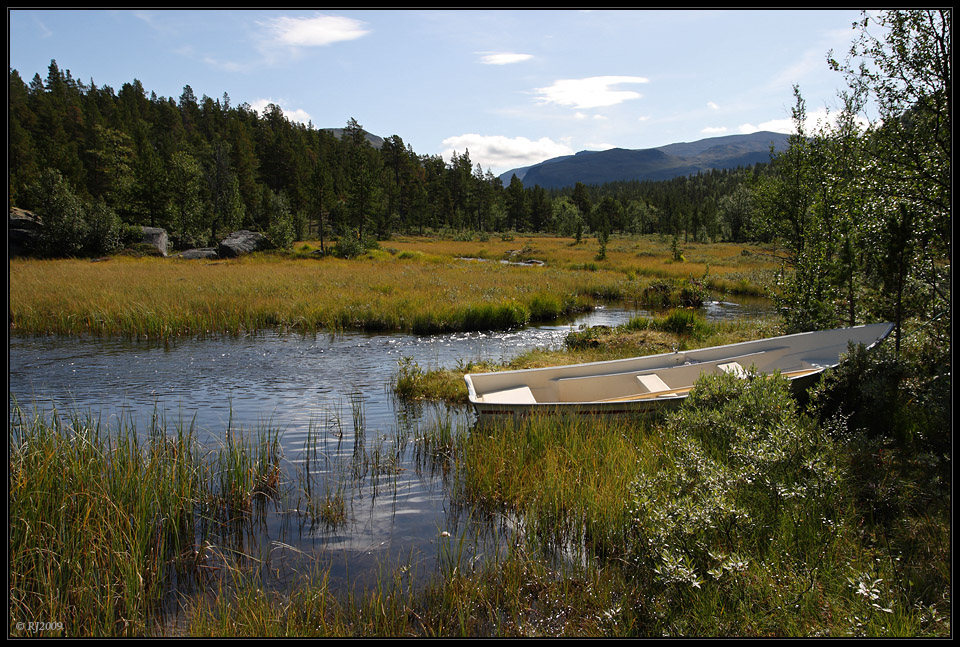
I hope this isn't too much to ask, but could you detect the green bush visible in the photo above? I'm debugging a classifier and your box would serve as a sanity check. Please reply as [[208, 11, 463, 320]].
[[332, 232, 380, 259], [650, 309, 710, 339], [627, 370, 842, 627], [30, 169, 88, 257]]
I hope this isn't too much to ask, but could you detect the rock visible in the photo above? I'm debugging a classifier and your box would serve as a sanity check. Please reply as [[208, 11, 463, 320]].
[[179, 248, 219, 260], [9, 208, 41, 256], [217, 230, 270, 258], [140, 226, 168, 256]]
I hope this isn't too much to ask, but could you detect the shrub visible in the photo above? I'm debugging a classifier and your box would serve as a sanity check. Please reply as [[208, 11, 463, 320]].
[[678, 278, 708, 307], [332, 232, 379, 259], [83, 200, 122, 256], [627, 371, 842, 625], [30, 169, 88, 257], [650, 309, 710, 339], [564, 325, 609, 350]]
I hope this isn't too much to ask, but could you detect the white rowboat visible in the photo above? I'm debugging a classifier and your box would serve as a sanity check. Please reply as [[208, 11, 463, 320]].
[[464, 323, 894, 418]]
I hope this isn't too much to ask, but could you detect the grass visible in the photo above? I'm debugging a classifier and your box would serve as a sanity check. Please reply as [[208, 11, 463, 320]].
[[8, 235, 781, 339], [9, 234, 948, 636], [9, 351, 950, 637]]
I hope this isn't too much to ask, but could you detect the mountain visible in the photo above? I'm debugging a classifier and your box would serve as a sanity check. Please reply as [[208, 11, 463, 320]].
[[499, 131, 791, 188], [322, 127, 385, 149]]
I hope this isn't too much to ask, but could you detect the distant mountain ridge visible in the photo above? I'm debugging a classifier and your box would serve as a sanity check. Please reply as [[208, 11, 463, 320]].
[[322, 127, 385, 149], [499, 131, 791, 188]]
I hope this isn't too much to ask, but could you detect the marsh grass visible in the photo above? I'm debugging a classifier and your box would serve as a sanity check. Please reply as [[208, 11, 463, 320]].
[[8, 253, 595, 338], [450, 413, 657, 560], [8, 356, 950, 637], [9, 236, 778, 339], [8, 401, 331, 637], [9, 405, 205, 636]]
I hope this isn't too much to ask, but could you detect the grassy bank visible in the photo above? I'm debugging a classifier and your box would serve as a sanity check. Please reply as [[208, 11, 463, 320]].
[[10, 356, 950, 636], [8, 235, 780, 339]]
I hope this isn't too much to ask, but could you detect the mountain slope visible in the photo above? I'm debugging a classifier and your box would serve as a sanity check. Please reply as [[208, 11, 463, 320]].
[[500, 131, 790, 188]]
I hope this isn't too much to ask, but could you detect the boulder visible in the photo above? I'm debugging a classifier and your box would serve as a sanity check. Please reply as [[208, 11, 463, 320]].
[[140, 226, 168, 256], [9, 208, 41, 256], [179, 248, 219, 260], [217, 230, 270, 258]]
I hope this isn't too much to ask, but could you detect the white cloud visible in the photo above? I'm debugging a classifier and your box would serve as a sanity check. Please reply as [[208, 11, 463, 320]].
[[535, 76, 649, 110], [707, 101, 720, 110], [585, 141, 617, 151], [478, 52, 533, 65], [737, 107, 866, 136], [701, 126, 729, 134], [259, 14, 369, 48], [441, 134, 574, 172], [250, 98, 312, 125]]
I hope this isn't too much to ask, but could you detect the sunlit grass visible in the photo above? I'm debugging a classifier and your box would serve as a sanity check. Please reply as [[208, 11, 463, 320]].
[[385, 234, 781, 283], [9, 236, 780, 339]]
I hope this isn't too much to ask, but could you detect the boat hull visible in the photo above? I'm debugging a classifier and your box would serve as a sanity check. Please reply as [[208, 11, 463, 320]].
[[465, 323, 893, 419]]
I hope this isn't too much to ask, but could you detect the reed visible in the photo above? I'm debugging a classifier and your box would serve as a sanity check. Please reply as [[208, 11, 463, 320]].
[[449, 413, 656, 559], [9, 405, 202, 636], [8, 403, 293, 637], [9, 236, 778, 339], [9, 380, 949, 637]]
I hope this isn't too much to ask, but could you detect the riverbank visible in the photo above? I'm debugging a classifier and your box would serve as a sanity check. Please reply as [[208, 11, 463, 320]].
[[8, 235, 780, 339], [10, 340, 951, 636]]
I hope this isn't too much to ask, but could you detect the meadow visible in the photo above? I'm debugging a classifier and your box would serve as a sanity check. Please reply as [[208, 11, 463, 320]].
[[8, 234, 780, 339]]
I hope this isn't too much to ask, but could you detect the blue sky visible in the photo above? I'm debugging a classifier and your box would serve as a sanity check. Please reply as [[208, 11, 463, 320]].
[[9, 9, 871, 175]]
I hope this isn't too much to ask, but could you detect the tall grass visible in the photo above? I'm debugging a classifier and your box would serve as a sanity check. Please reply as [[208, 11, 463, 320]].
[[9, 406, 202, 636], [9, 360, 950, 637], [450, 413, 656, 559], [9, 236, 779, 339], [8, 253, 597, 338], [8, 403, 290, 637]]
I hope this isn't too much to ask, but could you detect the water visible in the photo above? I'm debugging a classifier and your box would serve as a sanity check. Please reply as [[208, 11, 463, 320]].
[[9, 298, 774, 595]]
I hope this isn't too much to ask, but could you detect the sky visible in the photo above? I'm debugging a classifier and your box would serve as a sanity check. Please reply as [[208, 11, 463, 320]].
[[8, 9, 873, 175]]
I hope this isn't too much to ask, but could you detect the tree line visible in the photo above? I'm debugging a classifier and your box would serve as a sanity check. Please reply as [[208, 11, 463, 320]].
[[9, 61, 774, 257]]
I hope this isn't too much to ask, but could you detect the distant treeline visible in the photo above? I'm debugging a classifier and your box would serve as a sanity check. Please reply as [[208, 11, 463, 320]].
[[9, 61, 773, 255]]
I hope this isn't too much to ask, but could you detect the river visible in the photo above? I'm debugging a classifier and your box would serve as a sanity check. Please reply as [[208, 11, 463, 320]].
[[9, 297, 774, 597]]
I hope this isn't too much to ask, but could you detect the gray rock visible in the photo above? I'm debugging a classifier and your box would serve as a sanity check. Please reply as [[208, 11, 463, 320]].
[[140, 226, 168, 256], [9, 208, 40, 256], [218, 230, 270, 258], [179, 248, 219, 260]]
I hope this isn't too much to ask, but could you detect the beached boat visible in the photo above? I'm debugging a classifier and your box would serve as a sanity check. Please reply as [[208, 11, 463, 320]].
[[464, 323, 894, 418]]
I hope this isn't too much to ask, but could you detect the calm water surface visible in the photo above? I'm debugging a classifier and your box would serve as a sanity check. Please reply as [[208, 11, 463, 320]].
[[9, 298, 774, 597]]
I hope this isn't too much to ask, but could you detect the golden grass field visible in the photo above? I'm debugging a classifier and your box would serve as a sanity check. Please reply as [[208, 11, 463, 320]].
[[8, 235, 782, 338]]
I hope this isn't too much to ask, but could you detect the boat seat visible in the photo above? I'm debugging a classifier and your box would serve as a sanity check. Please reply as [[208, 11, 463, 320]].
[[636, 374, 670, 393], [481, 385, 537, 404], [718, 362, 747, 378]]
